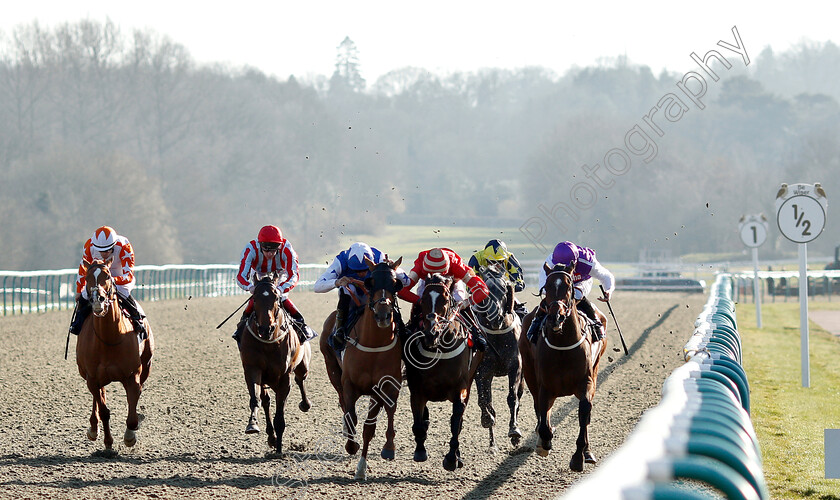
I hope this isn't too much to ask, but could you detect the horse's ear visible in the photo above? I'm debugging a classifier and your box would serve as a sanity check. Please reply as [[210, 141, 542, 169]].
[[364, 256, 375, 271], [392, 279, 403, 292], [565, 261, 576, 274], [391, 256, 402, 269], [364, 277, 374, 290], [272, 270, 281, 284], [104, 254, 115, 266], [543, 262, 553, 274]]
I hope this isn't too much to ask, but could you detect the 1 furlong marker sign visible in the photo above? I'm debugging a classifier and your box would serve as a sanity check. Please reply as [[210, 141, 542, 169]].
[[775, 182, 828, 388]]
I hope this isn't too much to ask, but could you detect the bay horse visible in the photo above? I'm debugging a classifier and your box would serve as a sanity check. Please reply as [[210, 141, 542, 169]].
[[403, 274, 484, 471], [471, 262, 524, 449], [76, 258, 154, 450], [518, 262, 607, 471], [239, 272, 312, 455], [319, 257, 405, 480]]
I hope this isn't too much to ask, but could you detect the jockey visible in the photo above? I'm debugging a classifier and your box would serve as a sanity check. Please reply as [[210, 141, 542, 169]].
[[69, 226, 146, 337], [527, 241, 615, 343], [468, 239, 529, 319], [399, 247, 491, 350], [232, 225, 315, 345], [313, 242, 410, 352]]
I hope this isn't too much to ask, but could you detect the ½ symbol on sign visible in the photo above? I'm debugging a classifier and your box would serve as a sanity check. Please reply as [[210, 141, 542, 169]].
[[793, 204, 810, 236]]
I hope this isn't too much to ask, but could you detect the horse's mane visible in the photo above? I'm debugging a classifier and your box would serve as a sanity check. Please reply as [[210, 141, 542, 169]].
[[426, 274, 450, 286]]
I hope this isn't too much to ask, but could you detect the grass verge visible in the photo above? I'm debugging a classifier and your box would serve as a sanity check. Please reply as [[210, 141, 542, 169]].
[[736, 299, 840, 499]]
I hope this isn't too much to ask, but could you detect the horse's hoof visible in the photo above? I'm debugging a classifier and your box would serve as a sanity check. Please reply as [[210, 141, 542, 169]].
[[354, 458, 367, 480], [381, 448, 395, 460], [346, 440, 360, 456], [584, 451, 597, 464], [536, 443, 550, 457], [299, 400, 311, 412], [508, 427, 522, 439], [124, 429, 137, 447], [267, 435, 277, 447], [481, 413, 495, 428], [87, 426, 98, 441], [245, 423, 260, 434], [510, 435, 521, 447], [413, 447, 428, 462], [442, 455, 458, 472], [570, 456, 584, 472]]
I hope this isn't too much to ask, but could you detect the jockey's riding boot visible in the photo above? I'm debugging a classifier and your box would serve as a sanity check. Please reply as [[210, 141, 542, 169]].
[[514, 300, 529, 322], [69, 297, 92, 335], [471, 330, 487, 352], [121, 294, 147, 339], [330, 294, 349, 351], [290, 312, 314, 343], [406, 302, 423, 333], [527, 307, 547, 344], [592, 321, 605, 342], [232, 314, 247, 344]]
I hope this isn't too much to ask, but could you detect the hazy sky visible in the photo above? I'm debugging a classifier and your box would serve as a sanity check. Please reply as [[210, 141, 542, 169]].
[[2, 1, 836, 82]]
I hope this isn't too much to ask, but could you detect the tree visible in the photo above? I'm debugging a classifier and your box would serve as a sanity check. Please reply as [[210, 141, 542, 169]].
[[330, 36, 365, 94]]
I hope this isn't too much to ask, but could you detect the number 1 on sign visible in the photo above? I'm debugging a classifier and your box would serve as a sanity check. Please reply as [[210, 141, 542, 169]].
[[751, 226, 757, 244]]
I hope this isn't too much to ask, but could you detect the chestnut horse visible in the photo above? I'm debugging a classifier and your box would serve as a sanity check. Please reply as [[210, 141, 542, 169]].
[[76, 258, 154, 450], [239, 272, 311, 454], [320, 257, 405, 480], [403, 274, 484, 471], [518, 262, 607, 471], [472, 262, 524, 449]]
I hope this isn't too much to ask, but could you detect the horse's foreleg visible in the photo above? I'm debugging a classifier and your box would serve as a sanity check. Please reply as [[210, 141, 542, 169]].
[[98, 386, 113, 450], [123, 378, 141, 447], [443, 399, 466, 471], [86, 381, 100, 442], [507, 367, 523, 446], [355, 398, 382, 480], [571, 397, 594, 471], [342, 386, 360, 456], [260, 386, 275, 447], [410, 394, 429, 462], [535, 391, 555, 457], [272, 377, 292, 455], [244, 371, 262, 434], [294, 354, 312, 412]]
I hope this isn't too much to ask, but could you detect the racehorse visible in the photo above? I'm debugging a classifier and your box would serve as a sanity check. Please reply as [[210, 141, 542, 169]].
[[403, 274, 484, 471], [75, 258, 154, 450], [518, 262, 607, 471], [239, 272, 312, 454], [471, 262, 524, 449], [319, 257, 405, 480]]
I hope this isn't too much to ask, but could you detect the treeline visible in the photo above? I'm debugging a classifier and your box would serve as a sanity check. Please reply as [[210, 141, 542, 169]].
[[1, 20, 838, 270]]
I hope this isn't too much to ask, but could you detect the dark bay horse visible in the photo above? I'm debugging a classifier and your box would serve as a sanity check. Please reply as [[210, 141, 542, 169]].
[[76, 258, 154, 450], [518, 262, 607, 471], [403, 274, 484, 471], [239, 273, 311, 454], [319, 257, 405, 480], [472, 262, 524, 449]]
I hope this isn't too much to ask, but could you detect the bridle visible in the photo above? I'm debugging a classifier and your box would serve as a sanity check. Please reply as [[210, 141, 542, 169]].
[[542, 270, 575, 332], [248, 280, 290, 343], [87, 264, 117, 318]]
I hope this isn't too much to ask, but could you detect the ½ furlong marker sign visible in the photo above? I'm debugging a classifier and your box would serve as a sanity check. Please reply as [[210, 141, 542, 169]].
[[775, 183, 828, 388]]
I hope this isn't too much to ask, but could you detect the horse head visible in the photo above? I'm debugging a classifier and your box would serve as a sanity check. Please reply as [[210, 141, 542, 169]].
[[475, 262, 513, 330], [542, 262, 575, 333], [363, 256, 404, 329], [252, 271, 284, 341], [84, 257, 116, 317], [420, 274, 458, 350]]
